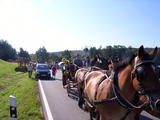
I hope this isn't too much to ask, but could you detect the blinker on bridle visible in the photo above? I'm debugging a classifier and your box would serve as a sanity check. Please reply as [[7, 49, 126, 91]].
[[132, 60, 156, 95]]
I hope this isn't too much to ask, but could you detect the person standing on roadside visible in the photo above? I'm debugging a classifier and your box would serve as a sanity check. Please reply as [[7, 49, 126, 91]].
[[27, 63, 33, 78], [51, 65, 57, 79]]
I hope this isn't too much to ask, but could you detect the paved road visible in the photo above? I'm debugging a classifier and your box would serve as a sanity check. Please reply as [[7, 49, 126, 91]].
[[39, 70, 160, 120], [39, 70, 89, 120]]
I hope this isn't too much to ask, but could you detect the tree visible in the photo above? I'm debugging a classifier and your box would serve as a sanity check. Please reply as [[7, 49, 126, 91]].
[[36, 47, 49, 63], [0, 40, 17, 60], [127, 46, 136, 55], [49, 53, 61, 63], [89, 47, 98, 58], [61, 50, 72, 60], [18, 48, 30, 58]]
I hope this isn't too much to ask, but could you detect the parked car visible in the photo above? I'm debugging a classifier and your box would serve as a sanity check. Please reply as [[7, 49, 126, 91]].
[[35, 64, 51, 79]]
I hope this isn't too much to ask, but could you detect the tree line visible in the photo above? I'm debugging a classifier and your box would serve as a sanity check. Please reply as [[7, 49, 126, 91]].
[[0, 39, 160, 64], [0, 40, 30, 61]]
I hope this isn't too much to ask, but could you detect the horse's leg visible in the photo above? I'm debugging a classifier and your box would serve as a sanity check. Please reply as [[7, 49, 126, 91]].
[[62, 74, 66, 88], [89, 111, 94, 120], [89, 107, 97, 120], [67, 79, 70, 96], [78, 86, 85, 109], [78, 96, 84, 109], [95, 111, 100, 120]]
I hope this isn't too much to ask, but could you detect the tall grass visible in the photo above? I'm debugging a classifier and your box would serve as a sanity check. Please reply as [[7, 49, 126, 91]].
[[0, 59, 43, 120]]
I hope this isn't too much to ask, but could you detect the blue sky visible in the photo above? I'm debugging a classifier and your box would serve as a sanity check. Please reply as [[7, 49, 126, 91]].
[[0, 0, 159, 53]]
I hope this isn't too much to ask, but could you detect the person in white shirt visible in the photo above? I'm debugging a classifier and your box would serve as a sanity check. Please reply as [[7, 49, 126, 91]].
[[27, 63, 33, 78]]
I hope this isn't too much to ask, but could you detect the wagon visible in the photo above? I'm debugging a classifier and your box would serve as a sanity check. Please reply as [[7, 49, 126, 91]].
[[62, 63, 79, 97]]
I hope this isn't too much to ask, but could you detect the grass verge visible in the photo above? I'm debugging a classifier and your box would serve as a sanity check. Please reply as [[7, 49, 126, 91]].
[[0, 59, 43, 120]]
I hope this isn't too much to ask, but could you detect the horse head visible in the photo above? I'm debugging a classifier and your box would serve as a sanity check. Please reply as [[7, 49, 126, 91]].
[[131, 45, 160, 111]]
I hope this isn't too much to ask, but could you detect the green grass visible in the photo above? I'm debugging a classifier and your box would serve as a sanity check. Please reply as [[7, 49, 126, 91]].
[[0, 59, 43, 120]]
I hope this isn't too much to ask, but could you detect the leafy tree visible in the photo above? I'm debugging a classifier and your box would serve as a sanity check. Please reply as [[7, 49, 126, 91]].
[[18, 48, 30, 58], [105, 46, 113, 59], [49, 53, 61, 63], [0, 40, 17, 60], [127, 46, 136, 56], [89, 45, 134, 60], [35, 47, 49, 63], [89, 47, 98, 58], [113, 45, 127, 59], [61, 50, 72, 60]]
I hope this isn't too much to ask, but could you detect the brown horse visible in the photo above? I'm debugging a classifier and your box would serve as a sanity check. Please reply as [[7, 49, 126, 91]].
[[75, 64, 114, 110], [84, 46, 160, 120], [62, 62, 79, 86], [91, 55, 110, 70], [62, 62, 80, 96], [75, 67, 89, 108], [62, 63, 70, 87], [130, 65, 160, 119]]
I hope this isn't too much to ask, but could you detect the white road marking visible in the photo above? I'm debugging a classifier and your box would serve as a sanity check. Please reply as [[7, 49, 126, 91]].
[[38, 80, 54, 120]]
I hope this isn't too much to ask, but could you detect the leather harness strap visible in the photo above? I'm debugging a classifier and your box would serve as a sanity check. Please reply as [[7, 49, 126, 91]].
[[93, 60, 156, 109], [93, 72, 149, 110], [88, 59, 159, 120], [111, 72, 149, 110]]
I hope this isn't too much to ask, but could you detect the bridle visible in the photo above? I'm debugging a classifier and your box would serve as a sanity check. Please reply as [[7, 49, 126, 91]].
[[132, 60, 156, 95], [133, 60, 160, 95], [132, 59, 160, 111]]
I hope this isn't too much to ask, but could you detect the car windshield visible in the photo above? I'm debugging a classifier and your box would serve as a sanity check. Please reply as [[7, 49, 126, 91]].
[[37, 65, 49, 70]]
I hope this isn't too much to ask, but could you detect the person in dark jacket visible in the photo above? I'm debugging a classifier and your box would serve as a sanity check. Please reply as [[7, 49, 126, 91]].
[[73, 54, 83, 67]]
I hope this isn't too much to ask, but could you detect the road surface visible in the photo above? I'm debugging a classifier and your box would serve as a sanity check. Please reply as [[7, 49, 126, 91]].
[[39, 70, 160, 120]]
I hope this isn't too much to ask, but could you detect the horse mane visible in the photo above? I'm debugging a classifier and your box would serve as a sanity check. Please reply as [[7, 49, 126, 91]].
[[113, 54, 136, 73]]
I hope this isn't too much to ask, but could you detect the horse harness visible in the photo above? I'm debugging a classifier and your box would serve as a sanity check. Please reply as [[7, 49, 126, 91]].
[[90, 60, 158, 119]]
